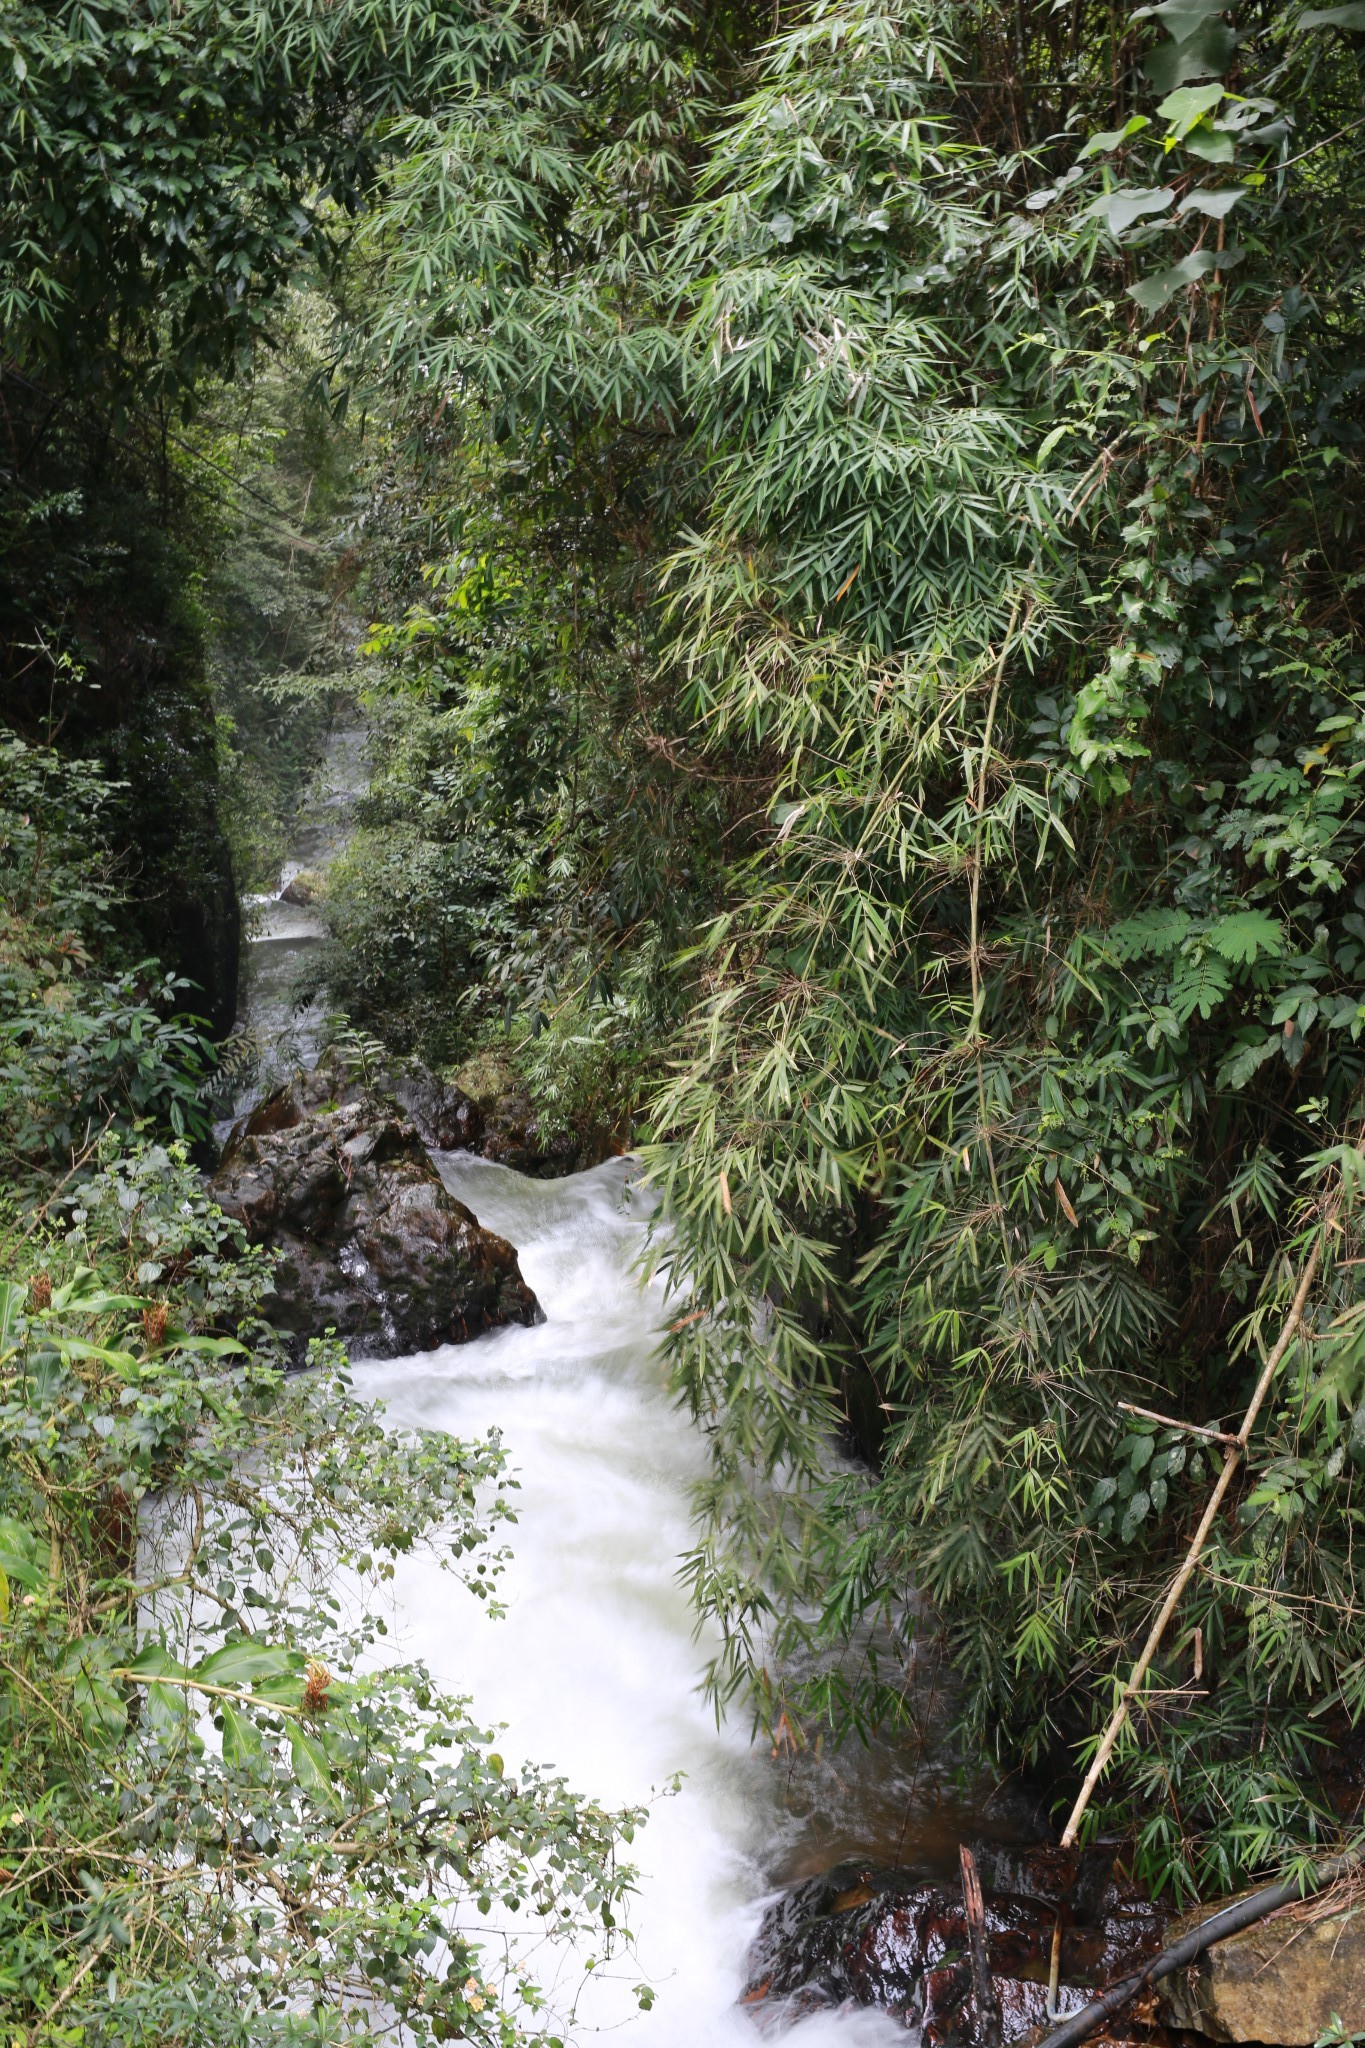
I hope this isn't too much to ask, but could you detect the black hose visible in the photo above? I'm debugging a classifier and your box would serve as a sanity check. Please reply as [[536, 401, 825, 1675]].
[[1033, 1854, 1354, 2048]]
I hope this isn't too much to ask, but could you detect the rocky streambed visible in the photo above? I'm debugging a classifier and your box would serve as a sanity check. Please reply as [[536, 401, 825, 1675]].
[[743, 1844, 1166, 2040]]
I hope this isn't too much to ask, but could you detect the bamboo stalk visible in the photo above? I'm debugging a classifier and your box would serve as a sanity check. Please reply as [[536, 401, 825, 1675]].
[[1060, 1236, 1324, 1851]]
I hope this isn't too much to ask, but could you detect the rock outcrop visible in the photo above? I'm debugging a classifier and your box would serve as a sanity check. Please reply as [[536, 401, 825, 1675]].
[[452, 1049, 615, 1177], [210, 1068, 542, 1355], [382, 1064, 485, 1153], [1159, 1894, 1365, 2043], [742, 1846, 1168, 2043]]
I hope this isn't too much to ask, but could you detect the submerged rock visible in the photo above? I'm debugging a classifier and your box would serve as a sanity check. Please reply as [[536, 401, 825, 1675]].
[[210, 1069, 542, 1355], [1159, 1893, 1365, 2043], [741, 1845, 1168, 2044]]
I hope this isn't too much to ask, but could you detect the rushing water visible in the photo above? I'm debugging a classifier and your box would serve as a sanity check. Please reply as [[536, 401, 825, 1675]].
[[237, 722, 1023, 2043], [228, 726, 370, 1109], [350, 1158, 919, 2045]]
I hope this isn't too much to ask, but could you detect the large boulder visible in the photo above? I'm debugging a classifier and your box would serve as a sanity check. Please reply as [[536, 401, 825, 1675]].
[[741, 1846, 1168, 2044], [1159, 1896, 1365, 2043], [210, 1071, 542, 1355]]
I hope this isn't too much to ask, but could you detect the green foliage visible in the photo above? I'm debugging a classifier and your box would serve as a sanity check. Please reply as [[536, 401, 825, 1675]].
[[198, 302, 365, 896], [8, 0, 1365, 1924], [0, 735, 212, 1181], [0, 0, 525, 406], [636, 0, 1365, 1896], [0, 1142, 641, 2045], [317, 0, 1365, 1892]]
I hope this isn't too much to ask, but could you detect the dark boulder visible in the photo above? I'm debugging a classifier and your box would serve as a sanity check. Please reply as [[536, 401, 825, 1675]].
[[382, 1064, 485, 1153], [741, 1845, 1169, 2043], [210, 1071, 542, 1355], [452, 1050, 616, 1178], [278, 875, 315, 906]]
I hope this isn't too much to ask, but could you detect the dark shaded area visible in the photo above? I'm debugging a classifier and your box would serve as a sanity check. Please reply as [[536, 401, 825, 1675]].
[[0, 374, 239, 1032]]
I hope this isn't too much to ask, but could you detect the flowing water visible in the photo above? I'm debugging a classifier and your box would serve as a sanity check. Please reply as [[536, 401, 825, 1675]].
[[228, 725, 370, 1110], [237, 723, 1028, 2043]]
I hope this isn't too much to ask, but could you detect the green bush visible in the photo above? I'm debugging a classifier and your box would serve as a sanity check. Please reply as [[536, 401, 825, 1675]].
[[0, 1141, 642, 2045]]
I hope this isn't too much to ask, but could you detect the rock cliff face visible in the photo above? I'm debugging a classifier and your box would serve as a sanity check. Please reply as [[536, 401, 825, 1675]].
[[210, 1068, 542, 1356]]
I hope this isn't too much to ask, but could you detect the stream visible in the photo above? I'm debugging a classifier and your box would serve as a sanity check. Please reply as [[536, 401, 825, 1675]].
[[232, 726, 1026, 2044]]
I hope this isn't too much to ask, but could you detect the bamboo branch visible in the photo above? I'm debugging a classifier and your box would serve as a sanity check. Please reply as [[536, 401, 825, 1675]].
[[1060, 1234, 1324, 1850], [1115, 1402, 1239, 1447]]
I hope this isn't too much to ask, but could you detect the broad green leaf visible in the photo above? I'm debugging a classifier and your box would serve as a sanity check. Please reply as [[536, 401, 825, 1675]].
[[1147, 0, 1228, 32], [1129, 244, 1243, 309], [1144, 19, 1237, 89], [1179, 186, 1246, 216], [1157, 83, 1226, 136], [0, 1516, 44, 1590], [289, 1724, 334, 1797], [1300, 3, 1365, 23], [195, 1639, 304, 1687], [1077, 116, 1151, 159], [1183, 122, 1237, 161], [219, 1698, 262, 1769], [125, 1645, 196, 1741], [0, 1281, 25, 1352], [61, 1638, 128, 1745], [50, 1269, 142, 1316], [1083, 186, 1176, 234], [166, 1333, 248, 1357]]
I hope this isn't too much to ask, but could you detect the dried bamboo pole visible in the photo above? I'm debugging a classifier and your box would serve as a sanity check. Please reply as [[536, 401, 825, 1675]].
[[1060, 1234, 1324, 1850], [1043, 1232, 1326, 2018], [960, 1845, 1002, 2048]]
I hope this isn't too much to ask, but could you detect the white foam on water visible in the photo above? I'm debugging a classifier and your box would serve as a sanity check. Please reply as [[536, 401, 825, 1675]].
[[349, 1155, 909, 2046]]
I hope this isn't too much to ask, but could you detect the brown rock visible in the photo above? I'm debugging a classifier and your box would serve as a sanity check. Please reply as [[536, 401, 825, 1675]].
[[383, 1064, 485, 1152], [210, 1072, 542, 1356], [453, 1050, 616, 1178], [1159, 1900, 1365, 2043], [741, 1849, 1169, 2045]]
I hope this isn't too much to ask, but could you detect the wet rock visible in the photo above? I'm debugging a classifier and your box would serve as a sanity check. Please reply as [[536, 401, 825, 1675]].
[[742, 1846, 1169, 2043], [382, 1063, 485, 1153], [210, 1071, 542, 1355], [278, 875, 316, 906], [1158, 1896, 1365, 2043], [452, 1049, 615, 1178]]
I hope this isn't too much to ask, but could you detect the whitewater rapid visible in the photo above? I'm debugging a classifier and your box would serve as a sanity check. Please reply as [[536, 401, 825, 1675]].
[[349, 1153, 909, 2045]]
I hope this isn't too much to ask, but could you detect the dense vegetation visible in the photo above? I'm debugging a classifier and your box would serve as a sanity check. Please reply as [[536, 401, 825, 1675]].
[[3, 13, 1365, 2044]]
